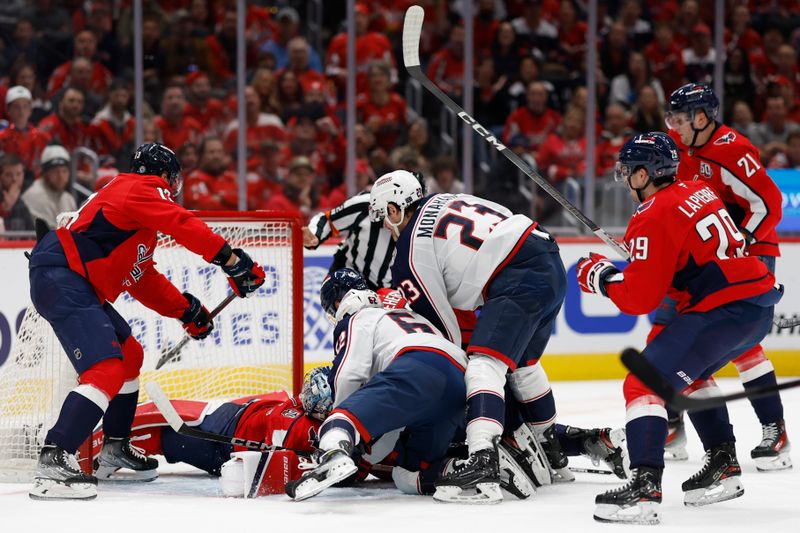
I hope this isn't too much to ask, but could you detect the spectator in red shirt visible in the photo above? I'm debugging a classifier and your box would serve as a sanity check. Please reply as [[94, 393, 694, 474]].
[[325, 2, 396, 97], [726, 5, 763, 54], [749, 26, 785, 94], [224, 86, 287, 172], [600, 22, 630, 83], [154, 84, 202, 152], [206, 9, 254, 84], [38, 87, 88, 153], [357, 61, 408, 152], [597, 103, 633, 178], [262, 155, 317, 222], [177, 142, 199, 176], [183, 137, 239, 210], [322, 158, 374, 209], [536, 108, 588, 184], [0, 86, 51, 177], [474, 0, 500, 53], [52, 57, 105, 120], [184, 71, 227, 137], [774, 44, 800, 96], [503, 81, 561, 157], [672, 0, 702, 49], [556, 0, 588, 71], [89, 79, 135, 162], [426, 23, 465, 99], [644, 23, 686, 96], [46, 30, 112, 99]]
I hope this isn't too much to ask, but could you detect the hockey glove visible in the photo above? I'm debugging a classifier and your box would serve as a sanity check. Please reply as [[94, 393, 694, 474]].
[[576, 253, 622, 297], [223, 249, 266, 297], [180, 292, 214, 340]]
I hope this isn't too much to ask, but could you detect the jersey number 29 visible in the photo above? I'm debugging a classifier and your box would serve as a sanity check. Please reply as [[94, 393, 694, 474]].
[[695, 208, 747, 259]]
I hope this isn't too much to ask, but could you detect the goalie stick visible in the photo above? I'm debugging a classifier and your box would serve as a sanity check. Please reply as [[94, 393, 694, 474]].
[[402, 5, 797, 330], [402, 5, 629, 261], [154, 292, 238, 369], [620, 348, 800, 411], [144, 381, 310, 457]]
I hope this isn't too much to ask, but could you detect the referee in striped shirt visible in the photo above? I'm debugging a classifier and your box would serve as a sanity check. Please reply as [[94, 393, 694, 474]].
[[302, 166, 424, 290]]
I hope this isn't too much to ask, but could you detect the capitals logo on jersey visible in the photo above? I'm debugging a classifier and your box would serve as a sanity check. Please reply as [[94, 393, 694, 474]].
[[125, 243, 153, 285], [713, 131, 736, 145]]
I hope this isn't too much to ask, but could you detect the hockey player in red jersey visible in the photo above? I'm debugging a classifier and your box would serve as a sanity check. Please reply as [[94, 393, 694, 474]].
[[26, 142, 266, 500], [661, 83, 790, 470], [89, 367, 331, 497], [578, 133, 782, 524]]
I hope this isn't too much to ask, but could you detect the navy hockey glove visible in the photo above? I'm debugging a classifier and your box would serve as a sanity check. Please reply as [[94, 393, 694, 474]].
[[576, 253, 621, 297], [222, 249, 266, 297], [180, 292, 214, 340]]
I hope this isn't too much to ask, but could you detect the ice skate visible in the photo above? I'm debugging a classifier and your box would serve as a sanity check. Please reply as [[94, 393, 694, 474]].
[[594, 466, 662, 525], [497, 441, 535, 499], [507, 423, 553, 486], [94, 437, 159, 481], [751, 420, 792, 472], [285, 441, 357, 501], [682, 442, 744, 506], [536, 424, 574, 482], [29, 445, 98, 500], [664, 414, 688, 461], [433, 446, 503, 504], [567, 426, 629, 479]]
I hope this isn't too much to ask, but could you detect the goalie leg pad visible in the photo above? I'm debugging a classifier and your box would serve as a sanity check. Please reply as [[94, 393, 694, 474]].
[[220, 450, 303, 498]]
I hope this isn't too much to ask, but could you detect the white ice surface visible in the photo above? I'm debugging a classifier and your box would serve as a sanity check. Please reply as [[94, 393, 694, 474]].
[[2, 379, 798, 533]]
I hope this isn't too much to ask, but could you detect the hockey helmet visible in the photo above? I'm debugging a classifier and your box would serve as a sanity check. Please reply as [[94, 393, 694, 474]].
[[131, 142, 183, 195], [615, 132, 679, 186], [299, 366, 333, 420], [368, 170, 425, 223], [320, 268, 369, 323], [665, 83, 719, 130]]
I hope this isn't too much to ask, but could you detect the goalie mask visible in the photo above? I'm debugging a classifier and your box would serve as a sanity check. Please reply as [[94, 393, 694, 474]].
[[131, 142, 183, 195], [368, 170, 425, 234], [299, 366, 333, 420], [320, 268, 369, 324]]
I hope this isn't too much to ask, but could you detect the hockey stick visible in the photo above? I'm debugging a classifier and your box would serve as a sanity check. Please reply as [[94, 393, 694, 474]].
[[569, 467, 614, 476], [144, 381, 310, 457], [620, 348, 800, 411], [402, 6, 629, 261], [154, 292, 238, 370]]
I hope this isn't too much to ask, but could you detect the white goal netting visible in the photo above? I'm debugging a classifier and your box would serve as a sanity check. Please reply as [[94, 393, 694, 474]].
[[0, 214, 302, 481]]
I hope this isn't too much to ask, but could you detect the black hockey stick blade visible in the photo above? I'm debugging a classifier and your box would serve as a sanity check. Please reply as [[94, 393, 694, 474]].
[[621, 348, 800, 411], [402, 6, 629, 261], [144, 381, 309, 456], [154, 291, 238, 370]]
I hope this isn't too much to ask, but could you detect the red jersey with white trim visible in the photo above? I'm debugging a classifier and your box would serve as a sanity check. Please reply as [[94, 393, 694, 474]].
[[607, 180, 776, 316], [234, 394, 320, 454], [669, 124, 782, 257], [31, 173, 226, 311]]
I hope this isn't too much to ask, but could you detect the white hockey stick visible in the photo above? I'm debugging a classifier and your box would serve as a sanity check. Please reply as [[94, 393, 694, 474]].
[[402, 5, 630, 260], [403, 5, 796, 329]]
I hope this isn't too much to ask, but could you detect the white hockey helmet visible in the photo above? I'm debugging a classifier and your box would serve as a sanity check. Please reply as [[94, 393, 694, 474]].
[[335, 289, 381, 322], [368, 170, 424, 223]]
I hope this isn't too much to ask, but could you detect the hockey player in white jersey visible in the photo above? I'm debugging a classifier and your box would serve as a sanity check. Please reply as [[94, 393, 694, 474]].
[[286, 269, 537, 501], [368, 170, 569, 503]]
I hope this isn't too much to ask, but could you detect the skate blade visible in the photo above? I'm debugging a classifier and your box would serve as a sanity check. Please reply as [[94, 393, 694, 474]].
[[95, 465, 158, 482], [684, 477, 744, 507], [753, 453, 793, 472], [291, 459, 358, 501], [29, 479, 98, 501], [433, 482, 503, 504], [594, 502, 660, 525]]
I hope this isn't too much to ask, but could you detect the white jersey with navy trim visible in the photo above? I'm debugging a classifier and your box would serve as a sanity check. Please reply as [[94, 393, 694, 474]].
[[391, 193, 543, 345], [329, 307, 467, 408]]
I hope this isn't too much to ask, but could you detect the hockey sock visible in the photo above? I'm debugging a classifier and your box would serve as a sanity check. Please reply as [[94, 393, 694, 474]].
[[686, 384, 735, 450], [625, 416, 668, 469], [319, 413, 360, 450], [507, 361, 556, 428], [103, 378, 140, 439], [46, 386, 108, 454], [733, 347, 783, 424], [742, 373, 784, 424], [465, 354, 507, 453]]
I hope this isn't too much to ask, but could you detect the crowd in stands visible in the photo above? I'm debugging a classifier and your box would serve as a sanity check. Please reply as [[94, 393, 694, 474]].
[[1, 0, 800, 235]]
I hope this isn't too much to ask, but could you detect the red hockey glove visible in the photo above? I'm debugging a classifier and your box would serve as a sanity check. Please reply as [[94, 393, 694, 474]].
[[222, 249, 266, 297], [576, 253, 621, 297], [180, 292, 214, 340], [376, 287, 408, 309]]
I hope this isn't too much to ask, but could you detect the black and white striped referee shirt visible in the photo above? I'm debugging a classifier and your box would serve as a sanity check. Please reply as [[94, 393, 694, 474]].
[[307, 191, 395, 289]]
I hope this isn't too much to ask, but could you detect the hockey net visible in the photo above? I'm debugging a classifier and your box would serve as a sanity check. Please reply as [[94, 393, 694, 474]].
[[0, 212, 304, 481]]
